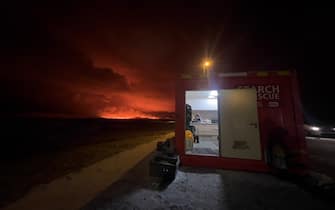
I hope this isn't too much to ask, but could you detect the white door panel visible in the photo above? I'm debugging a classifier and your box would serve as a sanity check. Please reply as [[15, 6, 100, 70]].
[[219, 89, 261, 160]]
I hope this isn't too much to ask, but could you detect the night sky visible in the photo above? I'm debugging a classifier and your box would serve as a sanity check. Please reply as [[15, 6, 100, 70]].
[[1, 2, 334, 123]]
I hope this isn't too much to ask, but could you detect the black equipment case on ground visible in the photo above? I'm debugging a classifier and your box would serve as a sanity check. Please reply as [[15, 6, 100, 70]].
[[149, 140, 180, 180]]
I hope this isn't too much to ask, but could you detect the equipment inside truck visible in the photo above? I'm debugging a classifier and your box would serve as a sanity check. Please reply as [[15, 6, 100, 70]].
[[185, 90, 219, 156], [185, 88, 262, 160]]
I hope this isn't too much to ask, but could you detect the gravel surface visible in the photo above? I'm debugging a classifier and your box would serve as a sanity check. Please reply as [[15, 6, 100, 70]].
[[82, 154, 333, 210]]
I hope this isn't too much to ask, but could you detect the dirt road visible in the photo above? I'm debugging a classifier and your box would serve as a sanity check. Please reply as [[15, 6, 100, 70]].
[[3, 133, 174, 210], [81, 154, 333, 210], [0, 118, 174, 208]]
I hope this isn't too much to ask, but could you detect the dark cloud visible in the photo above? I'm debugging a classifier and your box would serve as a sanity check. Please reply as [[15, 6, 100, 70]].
[[0, 23, 130, 117], [1, 80, 126, 117], [1, 3, 335, 120]]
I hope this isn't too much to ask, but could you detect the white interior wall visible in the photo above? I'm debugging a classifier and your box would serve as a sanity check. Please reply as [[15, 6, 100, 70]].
[[186, 97, 218, 111]]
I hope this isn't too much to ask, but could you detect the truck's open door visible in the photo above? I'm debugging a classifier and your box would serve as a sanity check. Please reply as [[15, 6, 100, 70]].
[[219, 89, 262, 160]]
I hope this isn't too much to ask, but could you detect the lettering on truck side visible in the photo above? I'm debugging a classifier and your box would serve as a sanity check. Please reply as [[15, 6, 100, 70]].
[[238, 85, 280, 108]]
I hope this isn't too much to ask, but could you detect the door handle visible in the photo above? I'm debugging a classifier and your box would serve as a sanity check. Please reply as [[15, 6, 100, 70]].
[[248, 122, 258, 128]]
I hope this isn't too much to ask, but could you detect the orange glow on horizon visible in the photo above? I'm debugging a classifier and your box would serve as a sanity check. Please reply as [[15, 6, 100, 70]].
[[122, 94, 174, 112], [91, 60, 175, 119], [99, 109, 159, 120]]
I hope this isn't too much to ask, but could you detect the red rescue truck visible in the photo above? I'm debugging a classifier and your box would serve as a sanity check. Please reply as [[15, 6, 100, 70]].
[[175, 70, 308, 175]]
